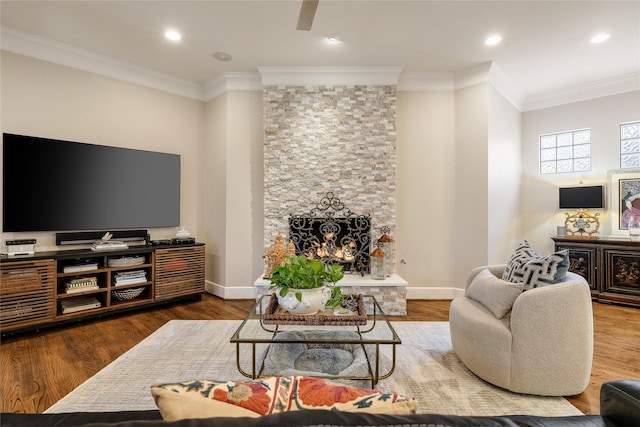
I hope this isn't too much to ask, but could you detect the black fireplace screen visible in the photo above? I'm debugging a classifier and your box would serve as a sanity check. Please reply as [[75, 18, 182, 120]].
[[288, 193, 370, 273]]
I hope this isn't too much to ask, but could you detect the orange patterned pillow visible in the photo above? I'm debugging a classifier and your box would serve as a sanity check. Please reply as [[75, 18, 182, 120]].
[[151, 376, 417, 420]]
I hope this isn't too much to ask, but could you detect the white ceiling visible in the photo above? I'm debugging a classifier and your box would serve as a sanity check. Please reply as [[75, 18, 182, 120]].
[[1, 0, 639, 108]]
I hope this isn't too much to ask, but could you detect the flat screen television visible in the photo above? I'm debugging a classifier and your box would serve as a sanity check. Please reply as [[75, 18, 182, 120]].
[[558, 185, 604, 209], [3, 133, 180, 232]]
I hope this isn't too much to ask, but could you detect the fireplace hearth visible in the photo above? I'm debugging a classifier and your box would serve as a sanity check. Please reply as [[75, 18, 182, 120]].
[[288, 193, 371, 274]]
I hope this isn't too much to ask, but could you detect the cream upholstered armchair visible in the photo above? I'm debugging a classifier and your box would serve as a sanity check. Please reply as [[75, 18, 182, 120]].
[[449, 264, 593, 396]]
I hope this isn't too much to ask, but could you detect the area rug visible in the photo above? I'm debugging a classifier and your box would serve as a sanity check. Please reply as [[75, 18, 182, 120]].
[[45, 320, 582, 416]]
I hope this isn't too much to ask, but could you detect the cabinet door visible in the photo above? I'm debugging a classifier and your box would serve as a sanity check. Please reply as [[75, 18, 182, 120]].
[[555, 243, 599, 293], [154, 246, 205, 301], [1, 259, 56, 332], [601, 247, 640, 306]]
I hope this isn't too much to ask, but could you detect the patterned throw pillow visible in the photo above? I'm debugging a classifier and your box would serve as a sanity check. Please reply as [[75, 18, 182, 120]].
[[502, 240, 569, 290], [152, 387, 260, 421], [151, 376, 417, 421]]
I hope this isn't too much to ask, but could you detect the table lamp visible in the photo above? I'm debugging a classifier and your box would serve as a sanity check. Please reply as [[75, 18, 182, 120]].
[[559, 185, 604, 239]]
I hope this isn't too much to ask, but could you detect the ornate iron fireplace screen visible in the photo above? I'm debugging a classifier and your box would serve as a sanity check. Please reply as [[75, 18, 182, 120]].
[[288, 192, 371, 273]]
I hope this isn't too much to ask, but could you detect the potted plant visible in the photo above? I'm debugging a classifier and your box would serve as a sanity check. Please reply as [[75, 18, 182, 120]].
[[268, 255, 344, 315]]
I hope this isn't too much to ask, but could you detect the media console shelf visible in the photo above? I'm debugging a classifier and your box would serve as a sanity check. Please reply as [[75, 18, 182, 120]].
[[55, 250, 155, 317], [553, 237, 640, 308], [0, 243, 205, 334]]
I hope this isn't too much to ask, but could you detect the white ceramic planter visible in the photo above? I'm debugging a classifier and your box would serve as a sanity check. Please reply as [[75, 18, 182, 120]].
[[276, 286, 332, 315]]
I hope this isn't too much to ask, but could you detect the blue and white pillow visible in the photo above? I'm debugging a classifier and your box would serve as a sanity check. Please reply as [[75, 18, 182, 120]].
[[502, 240, 569, 290]]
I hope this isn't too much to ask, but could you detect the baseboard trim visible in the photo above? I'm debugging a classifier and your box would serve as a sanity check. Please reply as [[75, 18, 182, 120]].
[[406, 286, 465, 300], [205, 280, 462, 300], [205, 281, 255, 299]]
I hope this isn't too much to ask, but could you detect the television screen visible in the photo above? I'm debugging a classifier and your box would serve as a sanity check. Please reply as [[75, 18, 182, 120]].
[[3, 133, 180, 232], [558, 185, 604, 209]]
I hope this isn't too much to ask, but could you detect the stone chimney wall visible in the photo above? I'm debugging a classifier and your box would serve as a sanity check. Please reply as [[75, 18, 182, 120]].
[[263, 85, 397, 252]]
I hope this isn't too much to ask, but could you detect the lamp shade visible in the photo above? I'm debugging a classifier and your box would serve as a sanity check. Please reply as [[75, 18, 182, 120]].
[[559, 185, 604, 209]]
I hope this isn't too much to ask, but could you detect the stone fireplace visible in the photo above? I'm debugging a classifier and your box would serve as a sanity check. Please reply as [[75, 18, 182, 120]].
[[258, 84, 406, 314], [262, 85, 396, 248]]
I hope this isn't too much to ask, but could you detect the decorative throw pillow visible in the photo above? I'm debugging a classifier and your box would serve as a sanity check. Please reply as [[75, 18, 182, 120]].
[[151, 376, 417, 421], [467, 269, 523, 318], [152, 387, 261, 421], [502, 240, 569, 290]]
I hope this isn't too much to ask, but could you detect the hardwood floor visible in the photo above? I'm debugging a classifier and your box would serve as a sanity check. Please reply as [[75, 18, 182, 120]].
[[1, 294, 638, 415]]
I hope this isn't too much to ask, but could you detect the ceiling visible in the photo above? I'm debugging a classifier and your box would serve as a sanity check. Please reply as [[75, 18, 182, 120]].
[[1, 0, 639, 106]]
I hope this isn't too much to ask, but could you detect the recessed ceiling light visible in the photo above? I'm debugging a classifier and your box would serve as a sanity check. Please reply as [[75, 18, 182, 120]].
[[485, 35, 502, 46], [590, 33, 610, 44], [327, 33, 341, 43], [164, 30, 181, 41], [212, 51, 233, 62]]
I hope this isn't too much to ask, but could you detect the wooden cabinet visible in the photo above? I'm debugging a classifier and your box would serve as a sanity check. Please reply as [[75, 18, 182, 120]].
[[0, 244, 205, 334], [154, 246, 205, 301], [553, 237, 640, 308], [0, 259, 56, 331], [553, 239, 600, 296], [600, 246, 640, 306]]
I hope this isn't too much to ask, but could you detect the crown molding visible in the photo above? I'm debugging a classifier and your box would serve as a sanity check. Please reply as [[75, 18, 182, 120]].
[[257, 66, 403, 86], [1, 26, 206, 101], [384, 66, 526, 111], [397, 72, 454, 91], [488, 63, 525, 111], [452, 62, 525, 110], [204, 72, 263, 101], [454, 62, 493, 90], [522, 71, 640, 111], [3, 26, 636, 109]]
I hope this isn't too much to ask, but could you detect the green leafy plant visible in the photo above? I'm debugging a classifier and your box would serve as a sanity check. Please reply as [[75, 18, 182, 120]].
[[268, 255, 344, 308]]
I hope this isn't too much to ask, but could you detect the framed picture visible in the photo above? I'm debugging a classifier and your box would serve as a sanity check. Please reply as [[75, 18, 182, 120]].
[[608, 168, 640, 238]]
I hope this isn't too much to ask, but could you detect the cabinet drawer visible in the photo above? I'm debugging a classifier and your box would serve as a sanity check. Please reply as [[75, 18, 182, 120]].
[[1, 259, 56, 330], [154, 247, 204, 300], [555, 243, 599, 293], [602, 248, 640, 297]]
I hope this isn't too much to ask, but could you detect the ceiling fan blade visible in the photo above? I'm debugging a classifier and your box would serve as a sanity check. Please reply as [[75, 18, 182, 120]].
[[296, 0, 319, 31]]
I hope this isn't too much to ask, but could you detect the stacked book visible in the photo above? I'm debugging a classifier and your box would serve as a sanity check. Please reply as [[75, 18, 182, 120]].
[[63, 262, 98, 273], [114, 270, 147, 286], [65, 277, 99, 294], [60, 296, 101, 314]]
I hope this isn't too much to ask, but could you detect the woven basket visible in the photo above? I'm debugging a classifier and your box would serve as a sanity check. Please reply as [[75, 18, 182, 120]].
[[263, 293, 367, 325], [111, 287, 144, 301]]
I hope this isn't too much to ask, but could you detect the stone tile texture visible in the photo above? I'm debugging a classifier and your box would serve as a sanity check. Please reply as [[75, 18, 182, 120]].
[[263, 85, 397, 249], [261, 85, 403, 313]]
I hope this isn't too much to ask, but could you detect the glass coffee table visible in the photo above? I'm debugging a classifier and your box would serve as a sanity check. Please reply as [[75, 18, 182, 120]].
[[230, 294, 401, 388]]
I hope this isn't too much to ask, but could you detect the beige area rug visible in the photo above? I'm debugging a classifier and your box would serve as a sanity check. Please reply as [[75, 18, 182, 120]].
[[45, 320, 582, 416]]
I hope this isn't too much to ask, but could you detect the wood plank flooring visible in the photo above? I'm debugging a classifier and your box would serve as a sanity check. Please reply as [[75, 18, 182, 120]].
[[1, 294, 638, 415]]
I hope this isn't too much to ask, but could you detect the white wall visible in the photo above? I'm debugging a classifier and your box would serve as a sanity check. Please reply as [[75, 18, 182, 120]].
[[452, 83, 490, 285], [394, 78, 521, 294], [0, 52, 204, 250], [521, 90, 640, 254], [488, 86, 522, 262], [202, 92, 227, 288], [396, 90, 456, 293], [225, 91, 263, 290], [203, 90, 263, 297]]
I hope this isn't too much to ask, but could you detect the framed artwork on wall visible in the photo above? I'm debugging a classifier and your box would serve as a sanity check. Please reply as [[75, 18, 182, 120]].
[[608, 168, 640, 238]]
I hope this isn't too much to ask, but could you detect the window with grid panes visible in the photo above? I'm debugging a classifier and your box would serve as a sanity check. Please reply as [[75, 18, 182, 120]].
[[540, 129, 591, 174], [621, 121, 640, 168]]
